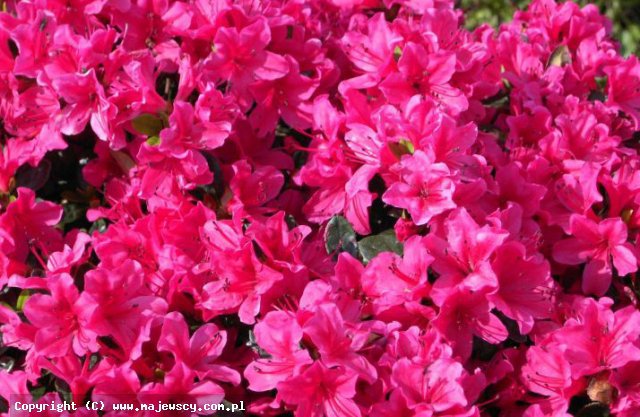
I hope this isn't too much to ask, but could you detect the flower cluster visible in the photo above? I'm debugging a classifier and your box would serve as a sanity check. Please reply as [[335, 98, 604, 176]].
[[1, 0, 640, 416]]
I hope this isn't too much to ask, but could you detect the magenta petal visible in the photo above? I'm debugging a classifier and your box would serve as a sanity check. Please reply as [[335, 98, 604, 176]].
[[582, 257, 612, 296]]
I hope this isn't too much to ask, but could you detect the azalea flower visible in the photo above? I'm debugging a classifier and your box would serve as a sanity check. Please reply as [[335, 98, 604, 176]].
[[22, 274, 98, 357], [244, 310, 312, 392], [1, 1, 640, 416], [553, 215, 638, 296], [382, 150, 456, 226], [277, 362, 361, 417]]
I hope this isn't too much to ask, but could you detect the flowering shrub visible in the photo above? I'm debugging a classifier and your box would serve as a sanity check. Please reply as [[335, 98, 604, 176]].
[[1, 0, 640, 416]]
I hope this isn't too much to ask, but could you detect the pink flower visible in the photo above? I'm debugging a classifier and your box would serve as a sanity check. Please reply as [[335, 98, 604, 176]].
[[92, 364, 141, 411], [544, 161, 603, 233], [493, 163, 547, 217], [138, 362, 226, 416], [391, 358, 469, 415], [298, 137, 376, 234], [10, 10, 56, 77], [228, 160, 284, 217], [206, 17, 289, 94], [46, 231, 91, 274], [426, 208, 508, 303], [245, 211, 311, 274], [303, 303, 377, 383], [198, 219, 282, 324], [79, 260, 167, 353], [341, 13, 400, 76], [421, 112, 478, 170], [382, 150, 456, 226], [249, 57, 317, 135], [361, 235, 433, 315], [0, 303, 35, 352], [506, 107, 552, 148], [379, 42, 468, 113], [136, 147, 213, 200], [158, 311, 239, 384], [0, 140, 26, 194], [51, 69, 116, 141], [3, 0, 640, 415], [0, 370, 29, 407], [489, 241, 555, 334], [433, 286, 508, 361], [23, 274, 98, 357], [521, 345, 573, 411], [277, 361, 361, 417], [553, 298, 640, 377], [611, 361, 640, 417], [0, 187, 63, 262], [194, 86, 238, 149], [245, 310, 312, 392], [604, 55, 640, 129], [39, 354, 112, 404], [553, 215, 638, 296]]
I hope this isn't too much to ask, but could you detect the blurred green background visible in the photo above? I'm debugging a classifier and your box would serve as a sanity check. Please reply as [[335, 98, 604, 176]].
[[457, 0, 640, 56]]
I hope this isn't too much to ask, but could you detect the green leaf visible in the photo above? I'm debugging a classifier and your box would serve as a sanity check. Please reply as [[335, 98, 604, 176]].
[[547, 45, 571, 68], [595, 76, 608, 91], [16, 290, 30, 312], [55, 378, 73, 404], [87, 353, 100, 370], [285, 214, 297, 229], [482, 90, 510, 109], [589, 76, 608, 103], [30, 386, 47, 402], [393, 46, 402, 61], [358, 229, 403, 263], [132, 113, 166, 137], [388, 138, 415, 159], [110, 150, 136, 172], [400, 138, 415, 154], [60, 203, 84, 229], [324, 216, 358, 257], [588, 90, 606, 103], [88, 218, 108, 234], [146, 135, 161, 146], [246, 329, 271, 359]]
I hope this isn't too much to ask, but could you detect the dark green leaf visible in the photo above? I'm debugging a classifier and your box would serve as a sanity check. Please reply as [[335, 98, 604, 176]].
[[132, 114, 166, 137], [30, 385, 47, 402], [324, 216, 358, 257], [55, 378, 73, 404], [358, 229, 403, 263], [588, 90, 607, 102], [88, 218, 108, 234]]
